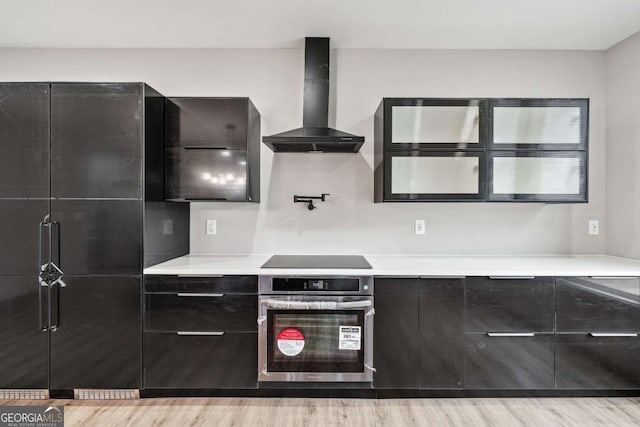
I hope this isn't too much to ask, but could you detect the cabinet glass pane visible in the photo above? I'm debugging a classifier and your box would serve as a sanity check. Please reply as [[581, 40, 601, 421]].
[[392, 106, 479, 144], [391, 156, 479, 194], [493, 107, 581, 145], [492, 156, 581, 195], [166, 149, 248, 201]]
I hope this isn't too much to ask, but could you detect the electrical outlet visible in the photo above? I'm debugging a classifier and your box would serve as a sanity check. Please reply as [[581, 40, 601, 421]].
[[588, 220, 599, 236], [206, 219, 217, 235], [415, 219, 426, 235], [162, 219, 174, 235]]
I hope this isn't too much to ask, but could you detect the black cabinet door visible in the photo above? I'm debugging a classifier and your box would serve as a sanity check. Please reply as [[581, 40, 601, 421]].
[[144, 332, 258, 389], [374, 278, 419, 389], [0, 200, 49, 275], [166, 98, 248, 149], [465, 277, 555, 332], [0, 276, 48, 388], [556, 277, 640, 332], [418, 278, 464, 389], [556, 334, 640, 389], [144, 293, 258, 332], [165, 147, 249, 201], [0, 83, 50, 198], [49, 276, 141, 389], [50, 83, 143, 199], [465, 333, 554, 389], [51, 200, 141, 275]]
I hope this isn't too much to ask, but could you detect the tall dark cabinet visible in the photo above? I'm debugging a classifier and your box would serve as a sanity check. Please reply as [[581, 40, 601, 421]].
[[0, 83, 189, 395]]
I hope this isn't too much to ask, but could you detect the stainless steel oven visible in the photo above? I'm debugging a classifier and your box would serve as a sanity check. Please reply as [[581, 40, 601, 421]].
[[258, 275, 374, 382]]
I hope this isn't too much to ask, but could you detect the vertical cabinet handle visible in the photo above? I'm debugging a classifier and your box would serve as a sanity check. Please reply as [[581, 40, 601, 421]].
[[51, 221, 60, 270], [38, 278, 49, 332], [50, 279, 63, 332]]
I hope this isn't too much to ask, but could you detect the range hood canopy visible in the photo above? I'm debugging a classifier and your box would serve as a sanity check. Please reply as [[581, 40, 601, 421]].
[[263, 37, 364, 153]]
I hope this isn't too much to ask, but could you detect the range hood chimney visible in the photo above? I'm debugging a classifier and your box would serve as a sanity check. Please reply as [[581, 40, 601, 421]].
[[262, 37, 365, 153]]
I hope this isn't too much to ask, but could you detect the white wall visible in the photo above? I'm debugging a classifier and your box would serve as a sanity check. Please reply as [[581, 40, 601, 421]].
[[0, 48, 606, 255], [606, 32, 640, 259]]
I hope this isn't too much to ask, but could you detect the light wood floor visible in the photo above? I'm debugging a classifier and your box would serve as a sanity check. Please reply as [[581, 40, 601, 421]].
[[2, 397, 640, 426]]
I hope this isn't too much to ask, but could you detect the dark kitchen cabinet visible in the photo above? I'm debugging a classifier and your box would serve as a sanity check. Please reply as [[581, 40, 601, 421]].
[[143, 275, 259, 389], [556, 334, 640, 389], [375, 97, 589, 203], [51, 199, 142, 275], [555, 276, 640, 389], [464, 277, 555, 389], [0, 82, 189, 393], [0, 276, 48, 388], [51, 84, 143, 199], [0, 200, 49, 275], [145, 293, 258, 332], [373, 278, 419, 389], [465, 333, 555, 389], [556, 277, 640, 332], [165, 97, 260, 202], [49, 276, 141, 389], [144, 332, 258, 389], [486, 99, 588, 203], [465, 277, 555, 332], [0, 83, 50, 198], [418, 279, 464, 389]]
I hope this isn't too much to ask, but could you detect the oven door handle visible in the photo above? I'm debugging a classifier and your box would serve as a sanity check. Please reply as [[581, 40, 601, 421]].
[[260, 299, 372, 310]]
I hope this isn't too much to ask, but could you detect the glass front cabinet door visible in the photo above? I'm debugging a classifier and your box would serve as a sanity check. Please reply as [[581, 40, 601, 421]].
[[385, 151, 485, 201], [374, 98, 588, 203]]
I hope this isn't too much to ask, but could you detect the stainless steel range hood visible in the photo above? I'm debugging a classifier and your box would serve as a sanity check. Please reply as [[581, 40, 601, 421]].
[[262, 37, 365, 153]]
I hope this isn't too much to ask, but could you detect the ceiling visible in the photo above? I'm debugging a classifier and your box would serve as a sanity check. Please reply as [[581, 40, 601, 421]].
[[1, 0, 639, 50]]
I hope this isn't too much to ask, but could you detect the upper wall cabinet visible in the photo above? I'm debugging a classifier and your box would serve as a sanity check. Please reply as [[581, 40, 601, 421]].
[[165, 97, 260, 202], [384, 98, 487, 150], [375, 97, 589, 203], [488, 99, 588, 151]]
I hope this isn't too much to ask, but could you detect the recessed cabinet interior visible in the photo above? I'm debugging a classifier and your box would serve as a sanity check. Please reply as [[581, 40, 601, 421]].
[[375, 98, 588, 202], [165, 97, 260, 202]]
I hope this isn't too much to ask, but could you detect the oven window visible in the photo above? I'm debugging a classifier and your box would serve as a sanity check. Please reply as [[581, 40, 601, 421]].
[[267, 310, 365, 373]]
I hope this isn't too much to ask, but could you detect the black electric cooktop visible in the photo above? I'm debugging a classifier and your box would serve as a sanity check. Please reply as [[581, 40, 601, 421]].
[[261, 255, 372, 269]]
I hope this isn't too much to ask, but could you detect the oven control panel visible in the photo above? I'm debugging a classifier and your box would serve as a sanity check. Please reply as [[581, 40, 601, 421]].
[[260, 276, 373, 295]]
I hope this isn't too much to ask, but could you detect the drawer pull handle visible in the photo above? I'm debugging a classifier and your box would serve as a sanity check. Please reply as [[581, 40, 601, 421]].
[[589, 332, 638, 337], [177, 293, 225, 298], [488, 276, 535, 280], [176, 331, 225, 336], [177, 274, 224, 278], [487, 332, 535, 337]]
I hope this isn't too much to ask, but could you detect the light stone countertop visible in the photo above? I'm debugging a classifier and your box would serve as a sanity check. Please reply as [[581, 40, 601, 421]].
[[144, 254, 640, 277]]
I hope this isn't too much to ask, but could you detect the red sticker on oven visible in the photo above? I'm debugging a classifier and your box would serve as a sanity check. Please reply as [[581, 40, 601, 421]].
[[277, 328, 305, 356]]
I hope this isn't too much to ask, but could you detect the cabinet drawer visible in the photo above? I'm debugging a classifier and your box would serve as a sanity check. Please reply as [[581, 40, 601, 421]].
[[556, 277, 640, 332], [465, 277, 554, 332], [144, 331, 257, 389], [145, 293, 257, 332], [465, 333, 554, 389], [556, 333, 640, 389], [145, 275, 258, 294]]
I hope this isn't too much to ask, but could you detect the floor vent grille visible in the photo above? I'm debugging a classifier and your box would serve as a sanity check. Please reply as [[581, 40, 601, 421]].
[[0, 389, 49, 400], [74, 389, 139, 400]]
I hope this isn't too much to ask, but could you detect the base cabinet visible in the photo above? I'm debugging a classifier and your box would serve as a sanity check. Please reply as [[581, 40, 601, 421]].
[[373, 278, 419, 389], [556, 334, 640, 389], [419, 279, 464, 389], [465, 334, 554, 389], [144, 332, 258, 389], [143, 275, 258, 389], [374, 278, 464, 389]]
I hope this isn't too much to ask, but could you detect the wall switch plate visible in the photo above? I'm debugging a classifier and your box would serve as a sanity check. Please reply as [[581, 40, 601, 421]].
[[415, 219, 426, 235], [206, 219, 217, 235], [588, 220, 599, 235]]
